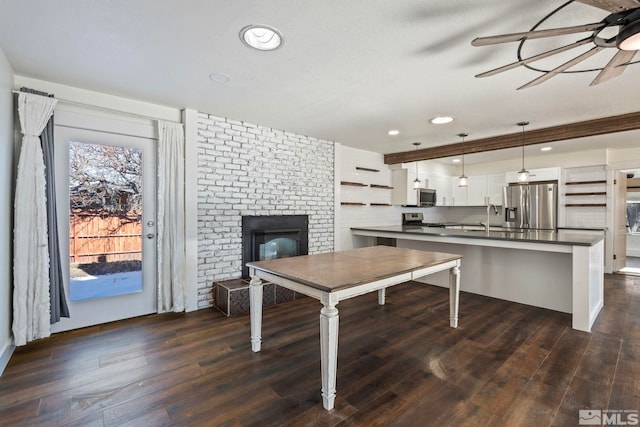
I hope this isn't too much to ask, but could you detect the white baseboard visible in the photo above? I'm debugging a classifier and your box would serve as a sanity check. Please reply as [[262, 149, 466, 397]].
[[0, 338, 15, 377]]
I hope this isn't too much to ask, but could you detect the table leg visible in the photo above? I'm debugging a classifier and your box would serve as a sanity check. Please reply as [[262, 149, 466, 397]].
[[320, 299, 339, 410], [449, 264, 460, 328], [249, 271, 263, 352], [377, 288, 386, 305]]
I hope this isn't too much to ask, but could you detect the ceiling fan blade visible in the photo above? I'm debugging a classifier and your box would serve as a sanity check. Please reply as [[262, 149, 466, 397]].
[[475, 38, 593, 78], [575, 0, 640, 13], [471, 23, 604, 46], [517, 46, 605, 89], [590, 49, 638, 85]]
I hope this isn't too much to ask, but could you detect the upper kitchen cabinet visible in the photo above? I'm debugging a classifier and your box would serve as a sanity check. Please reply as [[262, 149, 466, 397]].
[[428, 175, 451, 206], [487, 173, 505, 205], [449, 174, 504, 206], [449, 175, 492, 206], [391, 168, 418, 205], [466, 175, 488, 206], [451, 179, 468, 206], [391, 168, 505, 207]]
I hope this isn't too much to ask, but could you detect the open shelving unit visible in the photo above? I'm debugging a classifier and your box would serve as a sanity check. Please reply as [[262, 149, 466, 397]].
[[340, 167, 393, 207], [564, 180, 607, 207]]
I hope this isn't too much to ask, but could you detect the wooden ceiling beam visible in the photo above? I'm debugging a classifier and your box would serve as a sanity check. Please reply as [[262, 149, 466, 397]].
[[383, 111, 640, 165]]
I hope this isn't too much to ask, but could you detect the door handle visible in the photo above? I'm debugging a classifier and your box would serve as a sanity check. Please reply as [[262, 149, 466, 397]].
[[146, 233, 155, 239]]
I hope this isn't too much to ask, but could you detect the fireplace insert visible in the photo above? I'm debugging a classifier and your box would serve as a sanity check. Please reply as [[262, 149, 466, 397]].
[[241, 215, 308, 278]]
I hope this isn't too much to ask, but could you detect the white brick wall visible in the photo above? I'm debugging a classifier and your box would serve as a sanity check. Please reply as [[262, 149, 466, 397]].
[[197, 113, 335, 308]]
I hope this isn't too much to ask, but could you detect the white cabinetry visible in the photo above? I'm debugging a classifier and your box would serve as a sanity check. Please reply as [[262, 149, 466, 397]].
[[487, 173, 505, 205], [450, 180, 468, 206], [467, 175, 488, 206], [427, 175, 451, 206], [393, 170, 505, 207], [391, 168, 418, 205]]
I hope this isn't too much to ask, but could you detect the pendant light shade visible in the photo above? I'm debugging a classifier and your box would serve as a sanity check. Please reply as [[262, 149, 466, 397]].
[[516, 122, 529, 183], [412, 142, 422, 189], [458, 133, 469, 187]]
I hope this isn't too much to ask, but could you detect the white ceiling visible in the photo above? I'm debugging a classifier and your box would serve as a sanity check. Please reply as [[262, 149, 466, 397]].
[[1, 0, 639, 164]]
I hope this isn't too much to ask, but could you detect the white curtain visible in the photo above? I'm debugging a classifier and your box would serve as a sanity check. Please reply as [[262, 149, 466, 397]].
[[157, 121, 186, 312], [13, 92, 58, 346]]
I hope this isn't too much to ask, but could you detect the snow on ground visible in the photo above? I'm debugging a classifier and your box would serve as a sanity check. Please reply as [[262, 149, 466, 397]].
[[70, 270, 142, 301]]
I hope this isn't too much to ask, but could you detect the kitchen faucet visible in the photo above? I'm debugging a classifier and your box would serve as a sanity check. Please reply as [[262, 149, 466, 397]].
[[482, 204, 500, 232]]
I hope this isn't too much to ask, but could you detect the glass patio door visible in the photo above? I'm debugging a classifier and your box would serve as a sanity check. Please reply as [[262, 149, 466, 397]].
[[52, 112, 157, 332]]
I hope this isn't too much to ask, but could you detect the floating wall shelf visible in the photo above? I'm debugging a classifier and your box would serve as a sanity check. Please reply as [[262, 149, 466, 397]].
[[369, 184, 393, 189], [369, 203, 391, 206], [565, 192, 606, 196], [565, 180, 606, 185], [565, 204, 606, 207], [341, 202, 366, 206], [355, 167, 380, 172], [340, 181, 367, 187]]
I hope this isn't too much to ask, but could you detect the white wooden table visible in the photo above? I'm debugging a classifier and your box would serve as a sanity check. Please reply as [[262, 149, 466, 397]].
[[246, 245, 462, 410]]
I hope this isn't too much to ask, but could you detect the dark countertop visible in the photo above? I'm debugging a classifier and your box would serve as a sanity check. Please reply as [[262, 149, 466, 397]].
[[351, 225, 605, 246]]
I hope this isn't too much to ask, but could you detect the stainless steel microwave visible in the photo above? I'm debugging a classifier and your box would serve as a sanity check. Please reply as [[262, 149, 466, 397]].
[[418, 188, 437, 207]]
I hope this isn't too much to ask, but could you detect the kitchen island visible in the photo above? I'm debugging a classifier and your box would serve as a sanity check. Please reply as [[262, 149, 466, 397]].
[[351, 225, 604, 332]]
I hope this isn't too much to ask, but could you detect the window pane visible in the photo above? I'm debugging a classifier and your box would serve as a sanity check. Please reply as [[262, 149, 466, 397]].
[[68, 141, 143, 301]]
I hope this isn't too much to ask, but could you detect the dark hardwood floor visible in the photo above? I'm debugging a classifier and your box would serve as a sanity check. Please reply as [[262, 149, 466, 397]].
[[1, 274, 639, 426]]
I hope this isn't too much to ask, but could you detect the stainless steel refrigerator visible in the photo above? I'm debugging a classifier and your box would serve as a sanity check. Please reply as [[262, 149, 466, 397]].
[[503, 183, 557, 230]]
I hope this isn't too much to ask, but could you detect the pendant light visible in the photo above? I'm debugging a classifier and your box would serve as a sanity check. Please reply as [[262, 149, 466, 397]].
[[516, 121, 530, 183], [412, 142, 421, 189], [458, 133, 469, 187]]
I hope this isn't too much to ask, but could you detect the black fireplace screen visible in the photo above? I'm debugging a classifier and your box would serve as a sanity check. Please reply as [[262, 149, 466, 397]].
[[242, 215, 309, 278]]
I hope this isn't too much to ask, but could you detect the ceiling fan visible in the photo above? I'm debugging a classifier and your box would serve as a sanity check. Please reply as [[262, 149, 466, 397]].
[[471, 0, 640, 89]]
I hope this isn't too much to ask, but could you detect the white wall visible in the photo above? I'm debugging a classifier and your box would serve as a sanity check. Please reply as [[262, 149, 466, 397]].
[[0, 47, 15, 375], [337, 145, 395, 250]]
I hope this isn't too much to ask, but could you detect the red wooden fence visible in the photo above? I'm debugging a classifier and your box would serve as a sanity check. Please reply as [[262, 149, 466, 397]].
[[69, 211, 142, 264]]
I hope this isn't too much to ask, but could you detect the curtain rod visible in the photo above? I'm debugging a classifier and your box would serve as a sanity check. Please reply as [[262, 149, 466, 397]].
[[11, 89, 182, 124]]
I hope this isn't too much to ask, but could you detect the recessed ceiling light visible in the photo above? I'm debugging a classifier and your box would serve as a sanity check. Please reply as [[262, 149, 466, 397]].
[[452, 159, 461, 163], [209, 72, 231, 83], [430, 116, 455, 125], [240, 25, 283, 51], [388, 129, 400, 136], [540, 146, 552, 152]]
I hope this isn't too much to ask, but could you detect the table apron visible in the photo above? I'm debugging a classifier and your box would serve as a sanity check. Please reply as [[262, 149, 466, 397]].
[[251, 270, 325, 300], [411, 260, 459, 280]]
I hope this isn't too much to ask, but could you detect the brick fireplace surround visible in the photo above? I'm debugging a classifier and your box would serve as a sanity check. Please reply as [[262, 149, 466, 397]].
[[196, 113, 335, 309]]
